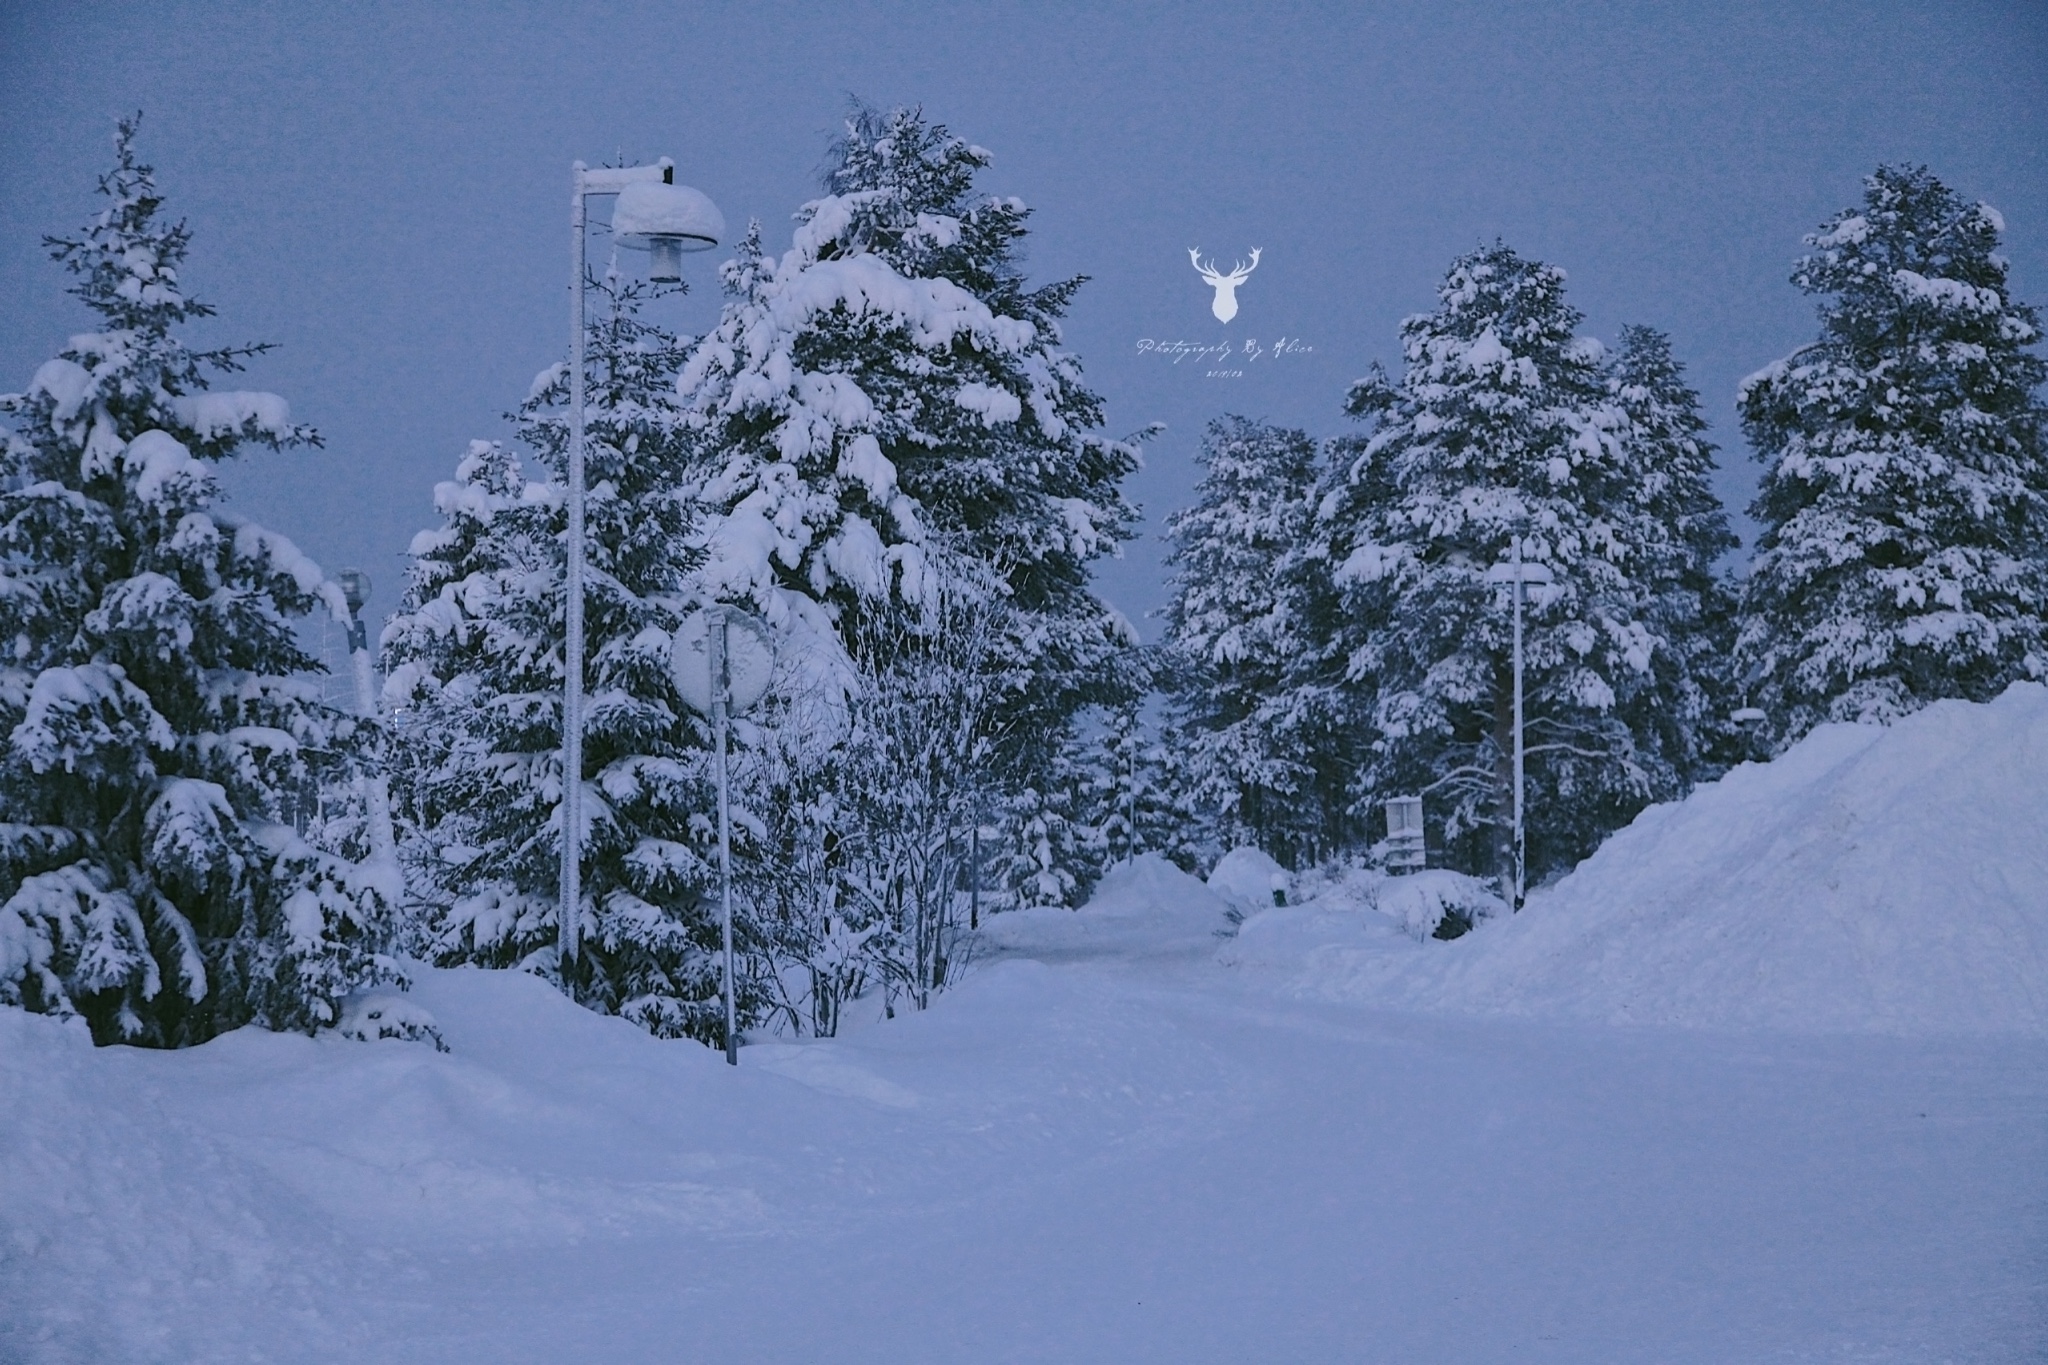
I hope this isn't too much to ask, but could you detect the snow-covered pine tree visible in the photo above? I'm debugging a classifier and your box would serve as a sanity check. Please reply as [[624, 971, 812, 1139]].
[[0, 118, 393, 1044], [675, 103, 1143, 801], [1322, 244, 1724, 885], [382, 273, 748, 1043], [1735, 165, 2048, 746], [991, 767, 1091, 910], [1073, 696, 1196, 874], [1161, 417, 1348, 865], [1606, 326, 1739, 780], [379, 438, 539, 933]]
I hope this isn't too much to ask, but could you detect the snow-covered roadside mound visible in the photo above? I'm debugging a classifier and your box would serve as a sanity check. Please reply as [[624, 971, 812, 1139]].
[[1249, 685, 2048, 1037], [1205, 846, 1291, 911], [976, 854, 1238, 964]]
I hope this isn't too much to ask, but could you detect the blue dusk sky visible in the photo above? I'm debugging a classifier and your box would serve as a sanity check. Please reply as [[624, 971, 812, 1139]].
[[4, 1, 2044, 633]]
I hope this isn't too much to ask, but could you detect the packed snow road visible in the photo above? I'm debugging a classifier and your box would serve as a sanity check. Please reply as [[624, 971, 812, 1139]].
[[5, 899, 2042, 1361]]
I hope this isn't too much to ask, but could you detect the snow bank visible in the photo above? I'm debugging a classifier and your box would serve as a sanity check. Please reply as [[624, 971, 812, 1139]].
[[1258, 685, 2048, 1037], [1205, 846, 1290, 910], [978, 854, 1237, 963]]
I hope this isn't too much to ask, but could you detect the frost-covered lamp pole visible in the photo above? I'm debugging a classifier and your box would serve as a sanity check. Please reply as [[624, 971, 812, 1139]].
[[336, 569, 397, 868], [1486, 537, 1553, 911], [560, 159, 722, 987]]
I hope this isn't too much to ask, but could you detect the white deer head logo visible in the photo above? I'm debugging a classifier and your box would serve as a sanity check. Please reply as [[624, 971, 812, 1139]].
[[1190, 247, 1261, 323]]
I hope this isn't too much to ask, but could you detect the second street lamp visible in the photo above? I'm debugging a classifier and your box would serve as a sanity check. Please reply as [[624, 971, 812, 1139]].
[[559, 159, 723, 992]]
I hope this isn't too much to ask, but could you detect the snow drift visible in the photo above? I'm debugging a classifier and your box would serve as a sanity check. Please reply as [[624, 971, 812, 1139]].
[[1239, 685, 2048, 1037], [978, 854, 1238, 964]]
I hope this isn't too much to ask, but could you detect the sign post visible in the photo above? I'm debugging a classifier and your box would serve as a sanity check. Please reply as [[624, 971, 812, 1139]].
[[671, 607, 774, 1065]]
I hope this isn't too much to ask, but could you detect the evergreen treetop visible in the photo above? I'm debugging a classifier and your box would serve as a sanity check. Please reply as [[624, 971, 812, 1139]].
[[1736, 164, 2048, 742], [0, 117, 391, 1045], [676, 104, 1142, 783], [1321, 243, 1727, 881]]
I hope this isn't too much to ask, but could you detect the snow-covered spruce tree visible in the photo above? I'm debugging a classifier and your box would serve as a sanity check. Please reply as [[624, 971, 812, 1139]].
[[383, 274, 751, 1043], [379, 439, 540, 939], [1161, 417, 1350, 865], [1073, 695, 1197, 874], [1735, 165, 2048, 746], [675, 103, 1143, 815], [0, 119, 393, 1045], [1322, 244, 1727, 884], [1606, 326, 1740, 778], [989, 762, 1092, 910]]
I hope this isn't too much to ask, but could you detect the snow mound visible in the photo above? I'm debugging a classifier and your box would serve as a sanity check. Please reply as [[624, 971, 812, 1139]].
[[1220, 901, 1409, 972], [978, 854, 1238, 963], [1374, 869, 1506, 941], [1205, 846, 1291, 909], [1270, 685, 2048, 1037]]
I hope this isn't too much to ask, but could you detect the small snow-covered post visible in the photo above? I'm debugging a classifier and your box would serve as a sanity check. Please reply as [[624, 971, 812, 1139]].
[[336, 569, 397, 870], [1732, 707, 1769, 763], [561, 158, 723, 998]]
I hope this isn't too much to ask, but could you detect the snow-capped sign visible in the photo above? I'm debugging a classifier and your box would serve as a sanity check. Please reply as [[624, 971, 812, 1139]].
[[670, 608, 774, 717], [1383, 795, 1426, 871]]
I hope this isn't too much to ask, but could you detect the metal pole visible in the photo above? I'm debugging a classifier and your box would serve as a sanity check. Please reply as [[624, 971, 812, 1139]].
[[343, 609, 398, 867], [1511, 535, 1526, 911], [711, 610, 738, 1064], [1126, 732, 1138, 866], [561, 164, 588, 987]]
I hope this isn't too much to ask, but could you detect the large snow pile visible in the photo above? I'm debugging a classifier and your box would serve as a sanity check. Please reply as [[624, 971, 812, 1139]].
[[1244, 685, 2048, 1037], [1204, 846, 1291, 910], [977, 853, 1238, 964]]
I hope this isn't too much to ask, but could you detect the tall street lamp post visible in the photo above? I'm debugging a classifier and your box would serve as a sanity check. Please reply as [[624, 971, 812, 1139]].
[[560, 160, 722, 990], [335, 568, 397, 869], [1486, 537, 1553, 911]]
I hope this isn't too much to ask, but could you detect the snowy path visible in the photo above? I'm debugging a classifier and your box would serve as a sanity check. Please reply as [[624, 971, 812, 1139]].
[[7, 916, 2044, 1363]]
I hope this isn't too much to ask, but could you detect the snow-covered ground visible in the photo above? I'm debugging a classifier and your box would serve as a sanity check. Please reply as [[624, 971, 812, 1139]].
[[5, 693, 2046, 1362]]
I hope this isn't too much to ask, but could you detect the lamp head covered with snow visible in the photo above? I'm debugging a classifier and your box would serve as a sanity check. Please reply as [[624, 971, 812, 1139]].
[[336, 568, 372, 615], [612, 166, 724, 282]]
